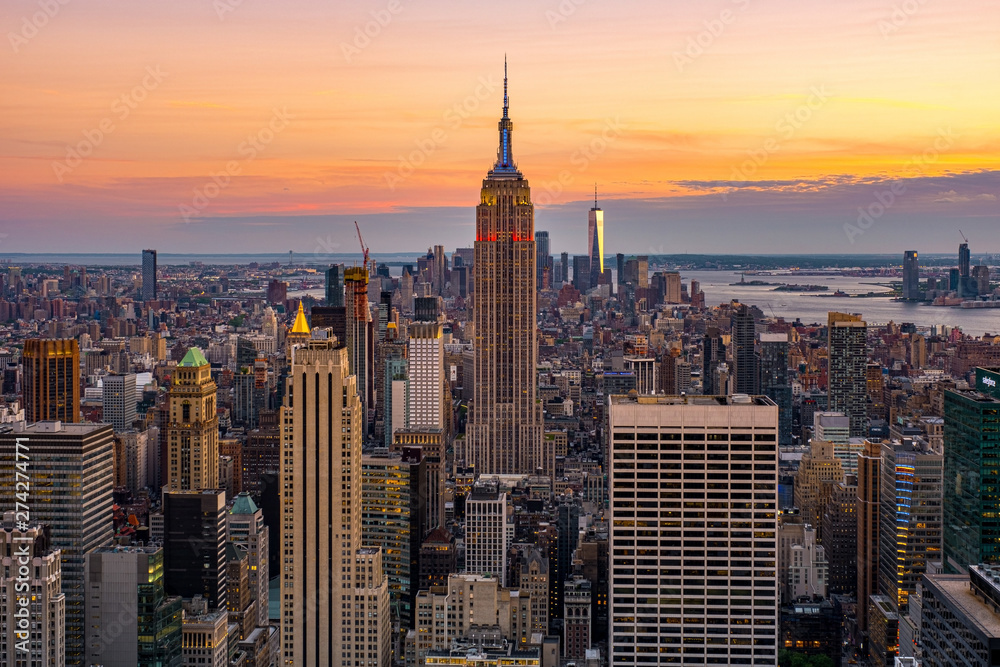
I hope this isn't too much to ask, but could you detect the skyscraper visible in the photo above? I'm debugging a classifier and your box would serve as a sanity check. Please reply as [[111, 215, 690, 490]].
[[536, 230, 551, 289], [588, 188, 604, 290], [165, 348, 219, 492], [608, 394, 779, 667], [0, 422, 114, 667], [701, 327, 726, 395], [943, 367, 1000, 574], [877, 437, 942, 615], [228, 492, 270, 629], [829, 318, 868, 437], [23, 338, 80, 424], [344, 266, 372, 438], [730, 302, 758, 394], [857, 438, 881, 636], [758, 332, 791, 446], [902, 250, 920, 300], [163, 490, 227, 609], [467, 62, 544, 475], [142, 249, 157, 301], [280, 339, 390, 667], [572, 255, 591, 293], [325, 264, 344, 307], [407, 322, 445, 430], [102, 373, 137, 432]]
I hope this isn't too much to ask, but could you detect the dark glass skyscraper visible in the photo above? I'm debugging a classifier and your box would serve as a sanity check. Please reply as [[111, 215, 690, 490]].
[[731, 302, 758, 394], [702, 327, 726, 395], [142, 248, 157, 301], [758, 332, 792, 445], [536, 230, 551, 289], [325, 264, 344, 306], [943, 367, 1000, 574], [902, 250, 920, 300]]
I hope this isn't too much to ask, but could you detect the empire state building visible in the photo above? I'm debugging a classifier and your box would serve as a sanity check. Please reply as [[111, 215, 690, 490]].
[[466, 61, 544, 475]]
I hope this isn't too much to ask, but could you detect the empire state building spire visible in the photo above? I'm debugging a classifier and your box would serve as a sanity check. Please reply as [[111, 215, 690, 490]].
[[491, 56, 518, 175]]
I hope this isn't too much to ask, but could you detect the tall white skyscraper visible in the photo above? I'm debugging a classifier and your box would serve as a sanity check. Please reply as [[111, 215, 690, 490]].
[[608, 394, 779, 666], [102, 373, 137, 432], [407, 322, 444, 430], [464, 487, 512, 586], [281, 339, 390, 667]]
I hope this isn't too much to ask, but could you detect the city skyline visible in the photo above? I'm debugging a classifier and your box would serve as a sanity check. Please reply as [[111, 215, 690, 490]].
[[2, 1, 998, 254]]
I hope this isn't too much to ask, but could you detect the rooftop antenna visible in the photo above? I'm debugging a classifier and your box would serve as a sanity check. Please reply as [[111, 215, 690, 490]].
[[595, 183, 598, 208], [503, 54, 508, 118]]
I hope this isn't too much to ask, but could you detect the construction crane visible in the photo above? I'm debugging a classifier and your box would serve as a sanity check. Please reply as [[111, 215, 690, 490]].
[[959, 229, 969, 244], [355, 220, 369, 272]]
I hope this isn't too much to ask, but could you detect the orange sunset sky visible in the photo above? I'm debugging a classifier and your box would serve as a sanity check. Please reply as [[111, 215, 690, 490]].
[[1, 0, 998, 255]]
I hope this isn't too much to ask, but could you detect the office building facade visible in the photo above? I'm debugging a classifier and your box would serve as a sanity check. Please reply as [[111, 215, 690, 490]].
[[165, 348, 219, 492], [102, 372, 137, 432], [829, 319, 868, 437], [142, 249, 157, 301], [608, 394, 779, 666], [23, 338, 80, 424]]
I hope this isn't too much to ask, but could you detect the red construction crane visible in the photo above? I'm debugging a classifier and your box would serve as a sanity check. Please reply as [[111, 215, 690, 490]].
[[355, 220, 369, 271]]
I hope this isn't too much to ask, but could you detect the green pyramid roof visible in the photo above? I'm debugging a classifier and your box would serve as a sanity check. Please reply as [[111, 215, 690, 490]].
[[178, 347, 208, 367], [229, 492, 260, 515]]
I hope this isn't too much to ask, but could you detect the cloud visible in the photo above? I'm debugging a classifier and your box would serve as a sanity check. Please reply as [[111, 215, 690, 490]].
[[933, 190, 998, 204]]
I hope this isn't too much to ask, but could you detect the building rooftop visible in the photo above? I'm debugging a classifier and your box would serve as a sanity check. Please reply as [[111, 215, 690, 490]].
[[92, 544, 162, 555], [925, 572, 1000, 639], [6, 420, 112, 435], [609, 394, 777, 407], [178, 347, 209, 367], [229, 492, 260, 515]]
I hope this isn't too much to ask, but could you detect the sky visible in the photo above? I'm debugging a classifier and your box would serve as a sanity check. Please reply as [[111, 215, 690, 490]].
[[1, 0, 998, 257]]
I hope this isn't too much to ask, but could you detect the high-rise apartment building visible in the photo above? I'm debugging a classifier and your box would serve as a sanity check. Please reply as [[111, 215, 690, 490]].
[[408, 322, 445, 430], [608, 394, 779, 667], [829, 318, 868, 437], [280, 339, 390, 667], [326, 264, 344, 307], [0, 517, 65, 667], [588, 191, 604, 290], [467, 65, 544, 476], [84, 545, 182, 667], [465, 487, 511, 585], [902, 251, 920, 300], [23, 338, 80, 424], [102, 372, 137, 432], [142, 249, 157, 301], [163, 489, 227, 609], [0, 421, 114, 667], [943, 367, 1000, 574], [959, 242, 972, 297], [731, 302, 758, 395], [822, 477, 858, 595], [857, 438, 882, 636], [877, 438, 943, 615], [165, 348, 218, 491]]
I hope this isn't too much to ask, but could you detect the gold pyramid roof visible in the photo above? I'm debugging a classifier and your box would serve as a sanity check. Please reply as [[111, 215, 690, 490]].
[[291, 301, 310, 334]]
